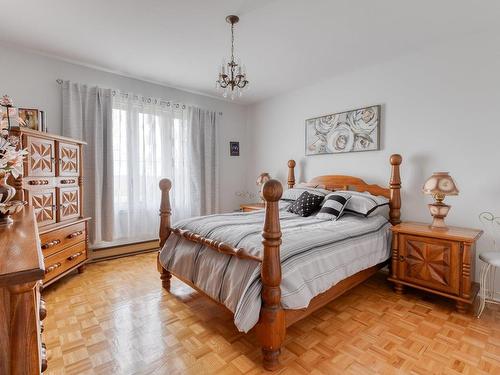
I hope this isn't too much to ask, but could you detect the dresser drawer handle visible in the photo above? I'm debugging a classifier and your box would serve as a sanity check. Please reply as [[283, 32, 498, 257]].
[[60, 179, 76, 184], [39, 298, 47, 321], [67, 251, 83, 261], [41, 239, 61, 249], [41, 342, 48, 372], [399, 255, 405, 261], [67, 230, 83, 239], [28, 179, 49, 185], [45, 262, 62, 274]]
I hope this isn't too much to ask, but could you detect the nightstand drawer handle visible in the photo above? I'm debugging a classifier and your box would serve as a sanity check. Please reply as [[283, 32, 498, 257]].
[[67, 230, 83, 239], [399, 255, 405, 261], [41, 239, 61, 249]]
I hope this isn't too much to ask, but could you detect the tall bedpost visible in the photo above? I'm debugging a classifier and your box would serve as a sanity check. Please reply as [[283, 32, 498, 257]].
[[287, 160, 296, 189], [158, 178, 172, 289], [257, 179, 285, 371], [389, 154, 402, 225]]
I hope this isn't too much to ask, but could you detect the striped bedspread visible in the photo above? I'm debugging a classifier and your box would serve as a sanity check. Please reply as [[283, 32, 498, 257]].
[[159, 207, 391, 332]]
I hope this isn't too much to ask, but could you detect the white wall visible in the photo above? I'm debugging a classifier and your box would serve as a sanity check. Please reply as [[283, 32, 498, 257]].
[[0, 43, 248, 213], [246, 32, 500, 285]]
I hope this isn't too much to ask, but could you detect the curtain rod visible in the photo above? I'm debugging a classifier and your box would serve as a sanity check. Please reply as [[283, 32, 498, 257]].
[[56, 78, 223, 116]]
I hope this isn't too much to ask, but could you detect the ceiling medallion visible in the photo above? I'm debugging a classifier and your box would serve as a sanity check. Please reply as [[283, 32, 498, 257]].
[[216, 15, 249, 99]]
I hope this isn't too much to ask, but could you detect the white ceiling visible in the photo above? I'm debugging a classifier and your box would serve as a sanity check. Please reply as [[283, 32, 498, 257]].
[[1, 0, 500, 104]]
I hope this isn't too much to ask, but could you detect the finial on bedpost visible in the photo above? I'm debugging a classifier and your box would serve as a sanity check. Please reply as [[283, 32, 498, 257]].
[[257, 179, 285, 371], [287, 160, 296, 189], [389, 154, 402, 225], [158, 178, 172, 289], [159, 178, 172, 248]]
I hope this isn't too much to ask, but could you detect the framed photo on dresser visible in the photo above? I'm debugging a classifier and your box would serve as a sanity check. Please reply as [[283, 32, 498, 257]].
[[18, 108, 40, 130]]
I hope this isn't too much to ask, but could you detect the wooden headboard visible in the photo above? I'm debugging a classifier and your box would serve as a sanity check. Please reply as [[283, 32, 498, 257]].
[[287, 154, 402, 225]]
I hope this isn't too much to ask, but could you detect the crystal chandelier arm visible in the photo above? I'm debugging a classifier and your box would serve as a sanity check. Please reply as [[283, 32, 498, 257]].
[[237, 79, 248, 89]]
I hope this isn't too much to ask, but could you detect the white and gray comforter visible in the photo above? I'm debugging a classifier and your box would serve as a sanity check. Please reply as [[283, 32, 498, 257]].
[[159, 208, 391, 332]]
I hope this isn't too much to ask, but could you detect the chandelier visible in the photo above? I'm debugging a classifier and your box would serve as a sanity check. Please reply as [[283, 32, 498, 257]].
[[216, 15, 249, 99]]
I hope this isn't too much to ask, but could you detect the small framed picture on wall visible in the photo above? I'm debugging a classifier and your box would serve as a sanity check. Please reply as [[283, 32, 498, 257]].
[[230, 141, 240, 156]]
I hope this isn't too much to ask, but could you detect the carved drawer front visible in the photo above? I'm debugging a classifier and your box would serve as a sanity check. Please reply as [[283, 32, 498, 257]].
[[43, 242, 87, 283], [57, 142, 80, 177], [399, 234, 460, 295], [57, 187, 80, 222], [27, 189, 57, 226], [40, 221, 86, 257], [25, 135, 56, 177]]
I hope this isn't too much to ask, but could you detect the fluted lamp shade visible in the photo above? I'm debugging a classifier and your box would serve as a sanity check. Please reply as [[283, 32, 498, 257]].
[[256, 173, 271, 202], [422, 172, 459, 229], [256, 173, 271, 186]]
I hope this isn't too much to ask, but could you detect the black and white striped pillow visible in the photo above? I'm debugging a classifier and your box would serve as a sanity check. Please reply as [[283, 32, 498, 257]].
[[316, 193, 351, 221], [336, 190, 389, 217]]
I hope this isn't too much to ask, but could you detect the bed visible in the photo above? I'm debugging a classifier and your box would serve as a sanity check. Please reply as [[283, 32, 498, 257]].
[[157, 154, 402, 370]]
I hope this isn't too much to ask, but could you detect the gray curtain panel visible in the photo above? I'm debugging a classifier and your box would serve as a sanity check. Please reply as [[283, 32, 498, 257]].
[[187, 106, 220, 216], [61, 81, 114, 245]]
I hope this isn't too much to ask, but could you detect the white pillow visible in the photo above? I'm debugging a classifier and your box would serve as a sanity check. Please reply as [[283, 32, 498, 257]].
[[281, 185, 331, 201], [336, 190, 390, 218]]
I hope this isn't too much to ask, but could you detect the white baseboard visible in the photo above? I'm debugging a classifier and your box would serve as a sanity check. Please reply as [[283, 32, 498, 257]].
[[89, 240, 158, 262]]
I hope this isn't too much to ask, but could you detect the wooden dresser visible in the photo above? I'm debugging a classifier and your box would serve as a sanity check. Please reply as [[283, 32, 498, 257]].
[[10, 128, 90, 286], [0, 207, 47, 374], [388, 222, 483, 313]]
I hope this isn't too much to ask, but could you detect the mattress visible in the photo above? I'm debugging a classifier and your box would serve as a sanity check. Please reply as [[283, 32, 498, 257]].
[[159, 208, 391, 332]]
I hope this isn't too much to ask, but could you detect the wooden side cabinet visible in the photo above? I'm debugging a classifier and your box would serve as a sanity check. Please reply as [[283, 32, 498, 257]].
[[388, 222, 483, 313]]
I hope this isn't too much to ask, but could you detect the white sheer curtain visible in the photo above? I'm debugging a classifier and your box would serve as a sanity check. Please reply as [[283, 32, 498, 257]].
[[111, 93, 220, 244]]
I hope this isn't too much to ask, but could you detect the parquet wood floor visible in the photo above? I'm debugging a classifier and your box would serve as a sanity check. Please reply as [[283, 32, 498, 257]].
[[42, 252, 500, 375]]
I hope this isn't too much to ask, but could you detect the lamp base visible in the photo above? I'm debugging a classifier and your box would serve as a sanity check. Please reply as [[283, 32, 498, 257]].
[[428, 202, 451, 229]]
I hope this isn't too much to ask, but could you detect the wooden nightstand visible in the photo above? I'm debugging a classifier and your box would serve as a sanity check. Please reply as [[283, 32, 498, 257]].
[[240, 203, 265, 212], [388, 222, 483, 313]]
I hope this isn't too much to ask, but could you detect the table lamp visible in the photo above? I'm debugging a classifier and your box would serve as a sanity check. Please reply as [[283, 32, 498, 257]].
[[422, 172, 459, 229], [256, 173, 271, 201]]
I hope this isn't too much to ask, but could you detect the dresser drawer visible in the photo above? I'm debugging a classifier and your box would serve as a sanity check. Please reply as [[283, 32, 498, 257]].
[[40, 222, 86, 257], [43, 242, 87, 283]]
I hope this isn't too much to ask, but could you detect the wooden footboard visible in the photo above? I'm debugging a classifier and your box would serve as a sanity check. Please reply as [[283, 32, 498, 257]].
[[157, 177, 285, 370]]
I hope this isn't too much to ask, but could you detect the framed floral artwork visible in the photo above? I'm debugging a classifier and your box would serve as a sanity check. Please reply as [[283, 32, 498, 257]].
[[305, 105, 380, 155]]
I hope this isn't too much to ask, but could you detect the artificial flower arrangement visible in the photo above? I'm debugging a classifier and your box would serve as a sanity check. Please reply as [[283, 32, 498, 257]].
[[0, 95, 27, 180], [0, 95, 28, 223]]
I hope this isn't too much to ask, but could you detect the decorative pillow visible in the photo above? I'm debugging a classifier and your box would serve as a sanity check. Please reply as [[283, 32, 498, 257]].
[[281, 186, 331, 202], [316, 193, 351, 221], [287, 191, 324, 217], [337, 190, 389, 217]]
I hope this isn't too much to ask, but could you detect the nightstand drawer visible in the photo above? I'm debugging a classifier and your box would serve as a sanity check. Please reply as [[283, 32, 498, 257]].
[[398, 234, 461, 295]]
